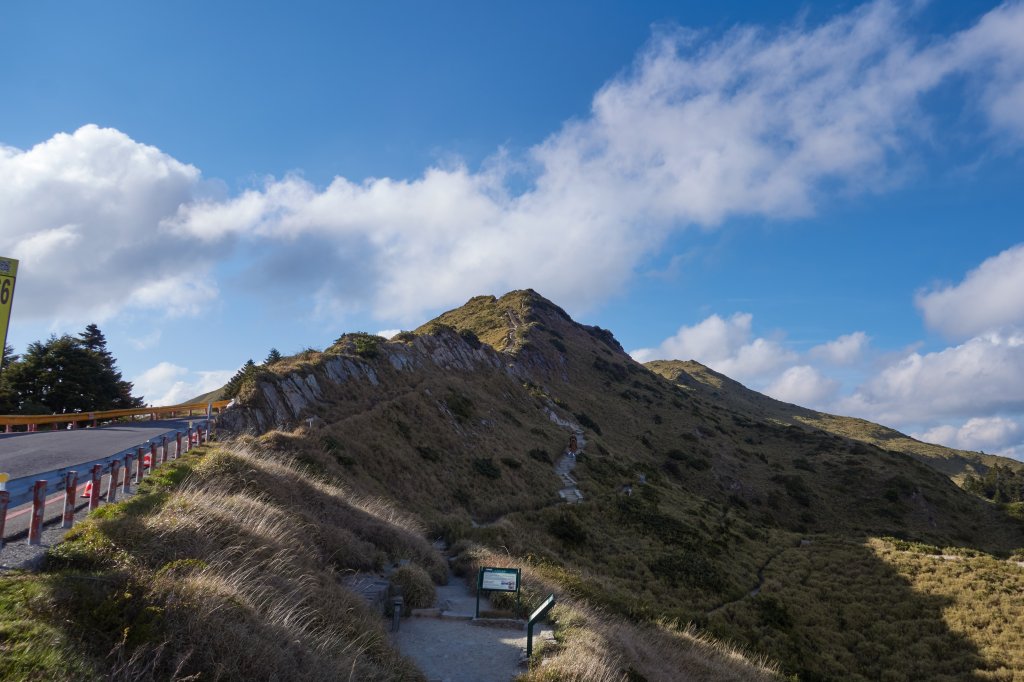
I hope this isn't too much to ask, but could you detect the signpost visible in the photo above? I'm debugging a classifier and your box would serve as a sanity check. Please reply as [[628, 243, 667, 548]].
[[476, 566, 521, 618], [0, 257, 17, 369], [527, 593, 556, 658]]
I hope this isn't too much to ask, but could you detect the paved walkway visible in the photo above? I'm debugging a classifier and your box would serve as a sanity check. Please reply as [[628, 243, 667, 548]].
[[392, 571, 551, 682]]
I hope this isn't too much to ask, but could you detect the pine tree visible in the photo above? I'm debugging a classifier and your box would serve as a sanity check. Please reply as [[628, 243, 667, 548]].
[[1, 327, 143, 414], [264, 348, 283, 365], [223, 359, 257, 399], [77, 324, 144, 409]]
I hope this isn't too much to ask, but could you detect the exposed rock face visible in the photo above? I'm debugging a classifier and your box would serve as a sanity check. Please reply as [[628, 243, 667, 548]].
[[220, 328, 515, 434]]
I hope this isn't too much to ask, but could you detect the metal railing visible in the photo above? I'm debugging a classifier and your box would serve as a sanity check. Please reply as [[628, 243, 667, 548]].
[[0, 400, 232, 433], [0, 419, 213, 551]]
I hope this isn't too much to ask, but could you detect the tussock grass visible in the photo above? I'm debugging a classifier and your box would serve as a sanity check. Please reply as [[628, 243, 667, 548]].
[[455, 546, 779, 681], [1, 442, 436, 681]]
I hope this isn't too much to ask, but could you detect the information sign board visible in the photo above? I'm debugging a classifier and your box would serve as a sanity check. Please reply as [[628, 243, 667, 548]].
[[0, 257, 17, 366], [478, 567, 520, 592]]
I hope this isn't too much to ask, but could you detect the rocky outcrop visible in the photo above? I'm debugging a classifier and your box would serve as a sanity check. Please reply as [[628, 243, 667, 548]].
[[220, 328, 516, 435]]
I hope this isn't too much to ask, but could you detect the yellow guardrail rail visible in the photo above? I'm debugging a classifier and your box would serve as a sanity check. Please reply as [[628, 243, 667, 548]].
[[0, 400, 232, 432]]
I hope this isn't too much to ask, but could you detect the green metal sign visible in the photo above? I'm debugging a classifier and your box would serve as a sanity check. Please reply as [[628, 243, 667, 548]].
[[478, 567, 520, 592], [0, 257, 17, 369], [527, 593, 556, 658], [476, 566, 521, 618]]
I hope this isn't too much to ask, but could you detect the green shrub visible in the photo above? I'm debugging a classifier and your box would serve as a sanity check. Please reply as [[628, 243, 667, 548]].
[[548, 511, 589, 545], [416, 445, 442, 462], [447, 392, 474, 422], [528, 448, 552, 464], [574, 412, 602, 435], [390, 564, 437, 610], [473, 458, 501, 479]]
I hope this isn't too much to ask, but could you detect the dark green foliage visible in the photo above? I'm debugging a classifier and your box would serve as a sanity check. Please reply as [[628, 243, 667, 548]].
[[528, 448, 552, 464], [963, 465, 1024, 503], [574, 411, 602, 435], [472, 458, 501, 479], [650, 551, 723, 591], [2, 326, 143, 413], [416, 445, 442, 462], [549, 337, 567, 353], [756, 595, 793, 629], [459, 329, 482, 349], [582, 324, 624, 352], [792, 456, 816, 472], [666, 449, 710, 470], [548, 511, 588, 545], [263, 348, 283, 365], [772, 474, 812, 507], [593, 356, 629, 382], [351, 333, 381, 358], [222, 359, 263, 400], [500, 457, 522, 469], [446, 391, 474, 422]]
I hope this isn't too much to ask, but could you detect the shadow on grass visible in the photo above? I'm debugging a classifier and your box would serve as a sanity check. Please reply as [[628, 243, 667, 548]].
[[707, 536, 990, 681]]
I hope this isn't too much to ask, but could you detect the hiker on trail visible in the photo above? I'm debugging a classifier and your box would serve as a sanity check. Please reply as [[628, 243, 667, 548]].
[[568, 435, 577, 459]]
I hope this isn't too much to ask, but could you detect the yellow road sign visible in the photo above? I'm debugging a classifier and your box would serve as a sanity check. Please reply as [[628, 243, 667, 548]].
[[0, 257, 18, 365]]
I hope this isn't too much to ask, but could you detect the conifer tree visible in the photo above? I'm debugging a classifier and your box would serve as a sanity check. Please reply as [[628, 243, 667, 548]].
[[223, 359, 257, 399], [264, 348, 283, 365]]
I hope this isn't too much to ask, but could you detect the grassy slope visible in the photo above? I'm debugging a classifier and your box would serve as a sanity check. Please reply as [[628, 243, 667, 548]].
[[248, 289, 1022, 679], [4, 289, 1022, 681], [0, 443, 437, 681]]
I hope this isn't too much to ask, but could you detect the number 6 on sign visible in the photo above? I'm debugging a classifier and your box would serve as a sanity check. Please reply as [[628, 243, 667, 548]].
[[0, 257, 18, 366]]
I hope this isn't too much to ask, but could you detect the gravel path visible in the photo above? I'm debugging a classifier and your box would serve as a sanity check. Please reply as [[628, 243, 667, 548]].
[[392, 572, 551, 682]]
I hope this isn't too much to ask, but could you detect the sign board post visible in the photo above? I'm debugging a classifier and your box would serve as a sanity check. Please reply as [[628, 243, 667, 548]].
[[527, 593, 556, 659], [476, 566, 521, 618], [0, 257, 18, 370]]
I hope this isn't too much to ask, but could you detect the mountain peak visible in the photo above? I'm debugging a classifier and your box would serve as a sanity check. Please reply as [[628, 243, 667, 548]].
[[415, 289, 623, 356]]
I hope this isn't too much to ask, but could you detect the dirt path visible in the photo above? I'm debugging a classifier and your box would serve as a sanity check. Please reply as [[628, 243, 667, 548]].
[[392, 570, 550, 682]]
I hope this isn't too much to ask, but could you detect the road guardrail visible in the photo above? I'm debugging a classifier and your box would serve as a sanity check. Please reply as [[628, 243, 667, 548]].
[[0, 419, 212, 552]]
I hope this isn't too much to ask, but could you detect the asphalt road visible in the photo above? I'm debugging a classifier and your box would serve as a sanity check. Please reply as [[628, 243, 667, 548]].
[[0, 420, 201, 480]]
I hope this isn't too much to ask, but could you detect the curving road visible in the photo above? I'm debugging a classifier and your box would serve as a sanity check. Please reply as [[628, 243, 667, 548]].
[[0, 420, 201, 480]]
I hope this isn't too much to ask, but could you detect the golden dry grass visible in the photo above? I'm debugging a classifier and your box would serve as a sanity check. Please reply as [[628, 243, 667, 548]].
[[20, 442, 441, 681]]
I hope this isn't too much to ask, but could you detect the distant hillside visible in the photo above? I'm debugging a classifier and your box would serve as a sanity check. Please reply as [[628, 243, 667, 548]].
[[646, 359, 1024, 482]]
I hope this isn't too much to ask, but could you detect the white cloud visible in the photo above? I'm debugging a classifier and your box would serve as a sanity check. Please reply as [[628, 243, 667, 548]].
[[811, 331, 869, 365], [0, 125, 216, 326], [131, 362, 233, 406], [915, 416, 1022, 455], [630, 312, 795, 383], [915, 243, 1024, 339], [3, 4, 1023, 329], [765, 365, 840, 407], [838, 330, 1024, 424], [375, 329, 402, 339], [152, 2, 1024, 323]]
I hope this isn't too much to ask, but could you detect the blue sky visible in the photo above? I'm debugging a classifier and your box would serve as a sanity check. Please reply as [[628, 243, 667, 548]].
[[2, 1, 1023, 459]]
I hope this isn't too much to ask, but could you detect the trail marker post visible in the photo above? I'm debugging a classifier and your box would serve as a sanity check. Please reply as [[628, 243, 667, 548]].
[[476, 566, 521, 618], [527, 594, 556, 659]]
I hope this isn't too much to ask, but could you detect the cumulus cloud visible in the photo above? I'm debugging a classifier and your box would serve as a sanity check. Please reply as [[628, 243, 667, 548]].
[[630, 312, 796, 383], [154, 2, 1024, 323], [765, 365, 840, 407], [4, 4, 1024, 328], [131, 362, 233, 406], [916, 243, 1024, 339], [838, 330, 1024, 424], [811, 331, 870, 365], [0, 125, 215, 325], [915, 416, 1023, 456]]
